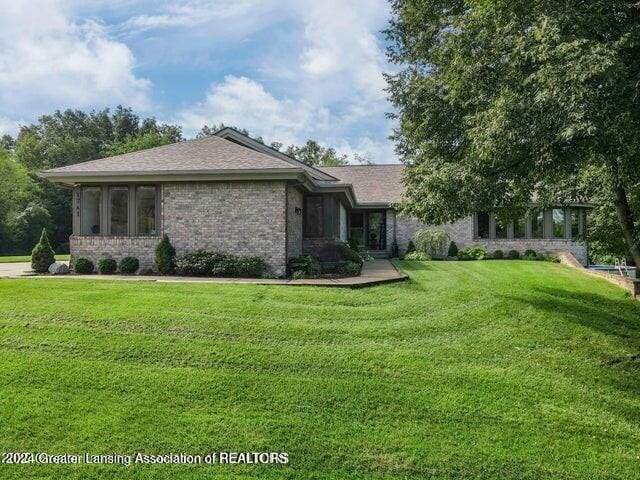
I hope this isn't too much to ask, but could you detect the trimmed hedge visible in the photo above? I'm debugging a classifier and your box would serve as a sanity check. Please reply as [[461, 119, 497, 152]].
[[523, 249, 537, 259], [447, 241, 459, 257], [98, 258, 117, 274], [74, 257, 94, 274], [31, 229, 56, 273], [493, 250, 504, 260], [175, 250, 267, 278], [119, 257, 140, 274], [508, 250, 520, 259]]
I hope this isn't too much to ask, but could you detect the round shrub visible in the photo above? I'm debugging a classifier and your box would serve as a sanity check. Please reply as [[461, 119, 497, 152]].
[[98, 258, 117, 274], [457, 246, 488, 260], [155, 234, 176, 274], [119, 256, 139, 274], [74, 257, 94, 274], [447, 241, 459, 257], [493, 250, 504, 260], [336, 241, 363, 264], [523, 249, 537, 259], [405, 251, 432, 261], [508, 250, 520, 259], [31, 229, 56, 273]]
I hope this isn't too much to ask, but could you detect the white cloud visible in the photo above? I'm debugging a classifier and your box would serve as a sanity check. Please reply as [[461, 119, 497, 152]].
[[180, 76, 331, 146], [0, 0, 151, 125]]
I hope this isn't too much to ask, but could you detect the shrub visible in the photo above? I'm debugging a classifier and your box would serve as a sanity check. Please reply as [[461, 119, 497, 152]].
[[119, 257, 139, 274], [493, 249, 504, 260], [508, 250, 520, 259], [74, 257, 94, 274], [98, 258, 117, 274], [343, 261, 362, 276], [230, 256, 267, 278], [447, 241, 459, 257], [458, 246, 488, 260], [523, 249, 537, 259], [347, 237, 360, 251], [336, 241, 363, 264], [31, 228, 55, 273], [155, 234, 176, 274], [175, 251, 229, 276], [406, 240, 416, 254], [415, 228, 449, 258], [405, 251, 432, 261], [288, 255, 321, 278]]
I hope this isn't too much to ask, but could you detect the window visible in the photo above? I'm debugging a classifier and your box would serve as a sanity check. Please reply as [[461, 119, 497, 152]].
[[514, 217, 526, 239], [109, 187, 129, 235], [552, 208, 565, 239], [304, 196, 323, 238], [349, 212, 364, 248], [81, 187, 101, 235], [570, 209, 580, 239], [136, 186, 157, 235], [495, 217, 508, 239], [532, 210, 544, 238], [477, 212, 490, 239]]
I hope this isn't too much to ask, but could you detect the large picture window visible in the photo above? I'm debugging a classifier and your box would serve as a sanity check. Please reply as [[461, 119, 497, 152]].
[[136, 186, 157, 235], [109, 187, 129, 235], [304, 196, 323, 238], [81, 187, 101, 235]]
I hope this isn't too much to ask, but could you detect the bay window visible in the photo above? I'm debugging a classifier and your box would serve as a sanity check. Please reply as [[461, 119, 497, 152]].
[[79, 184, 158, 237]]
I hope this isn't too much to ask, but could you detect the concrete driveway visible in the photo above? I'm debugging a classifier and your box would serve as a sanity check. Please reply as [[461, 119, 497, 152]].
[[0, 262, 35, 277]]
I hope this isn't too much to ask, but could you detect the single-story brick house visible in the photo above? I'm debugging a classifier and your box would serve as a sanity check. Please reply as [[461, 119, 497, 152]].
[[41, 128, 590, 275]]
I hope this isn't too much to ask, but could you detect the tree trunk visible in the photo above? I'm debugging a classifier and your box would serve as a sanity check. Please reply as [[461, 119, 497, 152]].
[[613, 185, 640, 267]]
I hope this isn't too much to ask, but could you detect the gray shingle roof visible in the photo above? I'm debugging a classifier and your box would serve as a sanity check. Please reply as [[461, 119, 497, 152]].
[[318, 165, 404, 205], [44, 135, 298, 174]]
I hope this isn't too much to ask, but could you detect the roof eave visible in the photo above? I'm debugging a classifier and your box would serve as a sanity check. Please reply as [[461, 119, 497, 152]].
[[39, 168, 309, 185]]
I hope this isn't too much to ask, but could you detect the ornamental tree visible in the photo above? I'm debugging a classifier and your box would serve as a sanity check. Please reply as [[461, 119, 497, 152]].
[[385, 0, 640, 265]]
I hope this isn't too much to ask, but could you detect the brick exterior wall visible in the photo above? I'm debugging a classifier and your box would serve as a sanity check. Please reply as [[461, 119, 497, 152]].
[[287, 185, 303, 260], [163, 181, 287, 276], [70, 236, 159, 272], [392, 214, 588, 265], [71, 181, 290, 276]]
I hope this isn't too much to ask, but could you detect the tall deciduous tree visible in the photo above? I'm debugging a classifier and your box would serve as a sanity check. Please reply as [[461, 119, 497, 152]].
[[385, 0, 640, 265]]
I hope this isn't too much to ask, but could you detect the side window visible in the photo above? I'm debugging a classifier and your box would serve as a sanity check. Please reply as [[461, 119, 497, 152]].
[[304, 196, 323, 238], [476, 212, 490, 239]]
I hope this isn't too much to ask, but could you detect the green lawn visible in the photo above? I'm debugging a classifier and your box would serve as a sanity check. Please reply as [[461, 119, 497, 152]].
[[0, 261, 639, 479], [0, 254, 69, 263]]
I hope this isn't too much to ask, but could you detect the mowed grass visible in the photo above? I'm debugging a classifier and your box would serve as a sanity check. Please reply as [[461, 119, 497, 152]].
[[0, 254, 69, 263], [0, 261, 639, 479]]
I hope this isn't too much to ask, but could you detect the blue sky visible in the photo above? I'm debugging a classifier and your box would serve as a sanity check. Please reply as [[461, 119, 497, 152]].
[[0, 0, 398, 163]]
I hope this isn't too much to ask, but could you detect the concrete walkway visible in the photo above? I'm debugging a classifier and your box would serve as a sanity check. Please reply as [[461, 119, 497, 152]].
[[0, 259, 407, 288]]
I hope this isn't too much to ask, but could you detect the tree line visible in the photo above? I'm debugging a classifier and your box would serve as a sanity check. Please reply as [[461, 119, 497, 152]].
[[0, 107, 361, 255]]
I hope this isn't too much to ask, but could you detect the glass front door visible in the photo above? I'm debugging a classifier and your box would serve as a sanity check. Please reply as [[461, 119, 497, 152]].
[[349, 211, 386, 250]]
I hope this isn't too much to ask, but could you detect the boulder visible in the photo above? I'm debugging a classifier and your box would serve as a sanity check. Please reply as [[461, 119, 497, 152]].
[[48, 261, 69, 275]]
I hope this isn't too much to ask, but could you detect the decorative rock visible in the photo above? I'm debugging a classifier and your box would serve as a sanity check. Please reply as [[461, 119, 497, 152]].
[[48, 262, 69, 275]]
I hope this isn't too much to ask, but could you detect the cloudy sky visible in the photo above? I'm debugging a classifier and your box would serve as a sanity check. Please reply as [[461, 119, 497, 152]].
[[0, 0, 398, 163]]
